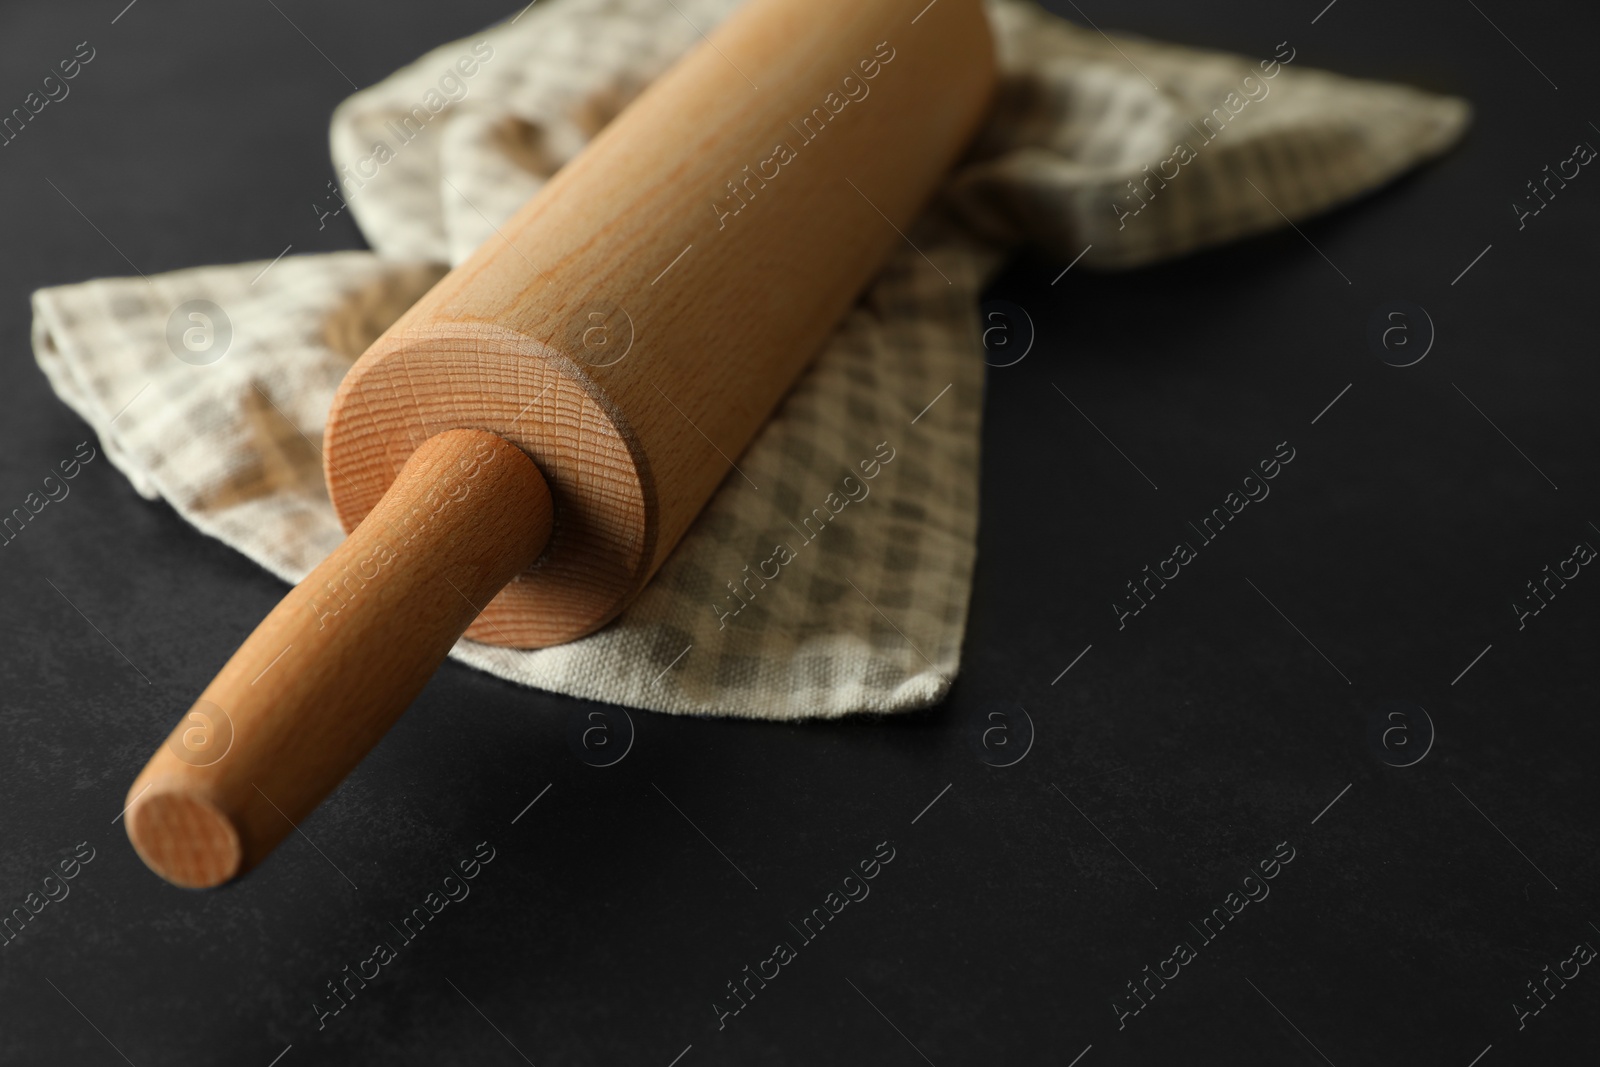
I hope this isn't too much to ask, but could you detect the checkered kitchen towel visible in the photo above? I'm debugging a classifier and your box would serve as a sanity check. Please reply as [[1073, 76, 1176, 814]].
[[30, 0, 1468, 719]]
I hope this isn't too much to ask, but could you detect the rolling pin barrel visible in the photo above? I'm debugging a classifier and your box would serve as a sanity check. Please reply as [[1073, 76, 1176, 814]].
[[126, 0, 997, 886]]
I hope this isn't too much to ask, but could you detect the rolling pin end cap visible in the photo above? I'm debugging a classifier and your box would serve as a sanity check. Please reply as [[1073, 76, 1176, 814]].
[[125, 790, 242, 889]]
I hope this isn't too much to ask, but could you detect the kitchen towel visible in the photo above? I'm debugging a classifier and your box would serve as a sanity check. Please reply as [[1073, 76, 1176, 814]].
[[31, 0, 1469, 718]]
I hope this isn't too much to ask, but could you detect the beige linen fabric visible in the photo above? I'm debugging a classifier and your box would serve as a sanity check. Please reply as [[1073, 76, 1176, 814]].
[[30, 0, 1468, 719]]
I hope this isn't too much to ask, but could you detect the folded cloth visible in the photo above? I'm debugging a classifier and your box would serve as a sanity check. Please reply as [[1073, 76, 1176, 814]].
[[31, 0, 1469, 719]]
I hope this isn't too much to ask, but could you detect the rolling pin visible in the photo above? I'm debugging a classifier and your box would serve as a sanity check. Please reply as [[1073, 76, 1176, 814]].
[[124, 0, 996, 888]]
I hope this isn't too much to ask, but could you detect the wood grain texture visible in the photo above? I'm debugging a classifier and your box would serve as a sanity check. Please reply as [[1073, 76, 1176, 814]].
[[324, 0, 997, 646], [128, 0, 996, 887], [125, 430, 552, 887]]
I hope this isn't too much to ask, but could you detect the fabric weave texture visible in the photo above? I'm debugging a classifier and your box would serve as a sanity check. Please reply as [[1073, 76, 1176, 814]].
[[31, 0, 1468, 718]]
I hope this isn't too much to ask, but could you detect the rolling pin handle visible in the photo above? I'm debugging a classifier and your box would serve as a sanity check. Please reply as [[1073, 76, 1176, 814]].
[[123, 429, 552, 888]]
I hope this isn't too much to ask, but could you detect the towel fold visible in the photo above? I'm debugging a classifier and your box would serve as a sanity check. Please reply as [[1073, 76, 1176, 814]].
[[31, 0, 1469, 719]]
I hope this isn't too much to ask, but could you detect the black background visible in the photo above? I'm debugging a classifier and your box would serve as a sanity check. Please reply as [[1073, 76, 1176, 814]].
[[2, 1, 1597, 1064]]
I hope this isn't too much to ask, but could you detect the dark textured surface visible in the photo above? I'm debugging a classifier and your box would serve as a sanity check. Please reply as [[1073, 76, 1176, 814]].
[[2, 1, 1597, 1064]]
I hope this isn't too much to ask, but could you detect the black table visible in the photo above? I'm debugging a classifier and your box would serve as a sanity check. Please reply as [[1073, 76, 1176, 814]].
[[3, 1, 1595, 1063]]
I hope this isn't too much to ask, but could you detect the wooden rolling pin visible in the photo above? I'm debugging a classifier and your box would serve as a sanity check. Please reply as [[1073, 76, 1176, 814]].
[[125, 0, 996, 887]]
